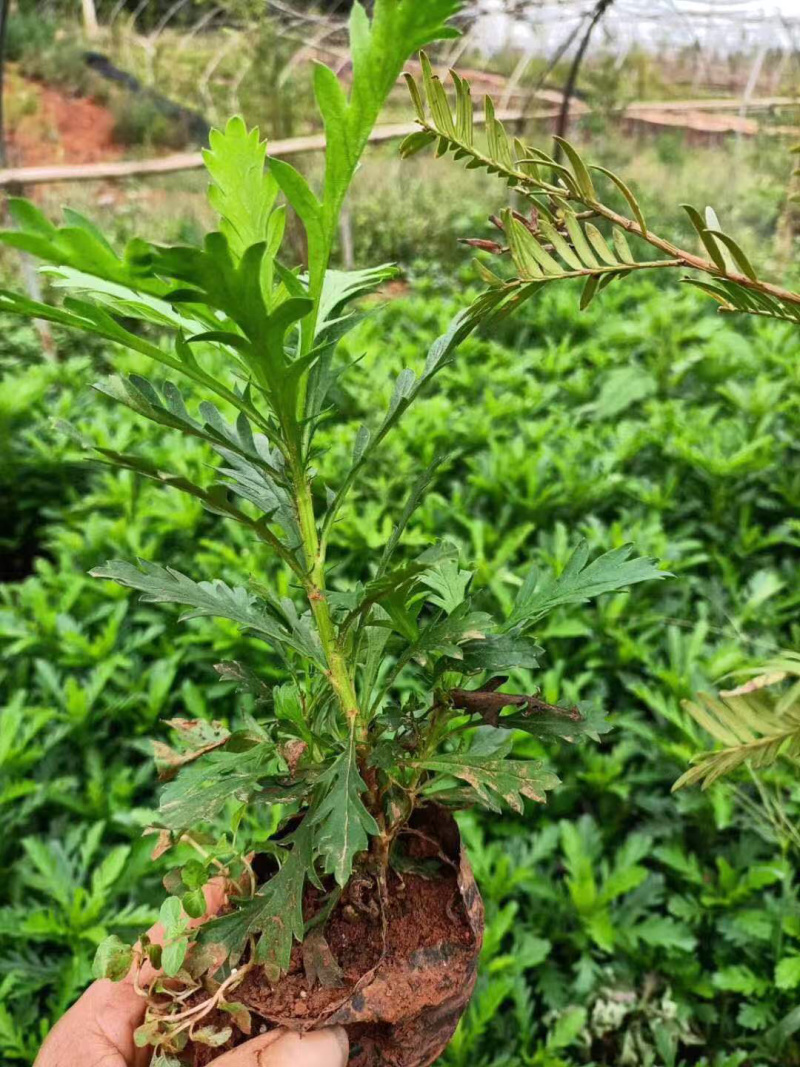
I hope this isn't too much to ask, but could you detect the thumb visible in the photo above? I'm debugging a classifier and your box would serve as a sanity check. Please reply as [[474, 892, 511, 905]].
[[213, 1027, 349, 1067]]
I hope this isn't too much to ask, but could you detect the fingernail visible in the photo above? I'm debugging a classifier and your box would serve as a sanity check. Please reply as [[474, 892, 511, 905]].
[[260, 1028, 349, 1067]]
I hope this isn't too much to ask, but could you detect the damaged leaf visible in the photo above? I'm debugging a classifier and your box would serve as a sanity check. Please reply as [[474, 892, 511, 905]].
[[154, 718, 231, 777], [302, 928, 344, 989], [219, 1001, 253, 1035], [158, 743, 279, 831], [93, 935, 134, 982], [419, 753, 560, 813], [191, 1026, 233, 1048]]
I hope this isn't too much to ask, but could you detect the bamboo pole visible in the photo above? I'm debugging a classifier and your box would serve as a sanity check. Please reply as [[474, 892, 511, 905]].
[[0, 88, 794, 192], [0, 112, 540, 189]]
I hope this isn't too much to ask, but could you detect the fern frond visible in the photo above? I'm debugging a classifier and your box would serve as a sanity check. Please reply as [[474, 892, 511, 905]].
[[674, 658, 800, 791], [404, 57, 800, 325]]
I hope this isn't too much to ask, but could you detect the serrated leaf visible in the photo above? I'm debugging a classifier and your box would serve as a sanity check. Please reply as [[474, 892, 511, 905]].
[[307, 7, 458, 304], [738, 1002, 774, 1031], [302, 928, 344, 989], [310, 733, 379, 886], [444, 630, 543, 673], [714, 964, 768, 996], [777, 956, 800, 990], [203, 116, 279, 259], [90, 559, 323, 665], [158, 744, 281, 832], [498, 701, 609, 741], [420, 559, 473, 615], [413, 602, 494, 662], [154, 719, 231, 776], [315, 265, 398, 341], [201, 820, 312, 977], [352, 543, 458, 628], [507, 540, 667, 628], [269, 157, 322, 231], [213, 661, 272, 702], [421, 753, 559, 813]]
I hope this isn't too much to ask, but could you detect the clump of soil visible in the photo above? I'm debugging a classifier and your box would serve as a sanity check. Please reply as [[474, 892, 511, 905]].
[[189, 809, 483, 1067]]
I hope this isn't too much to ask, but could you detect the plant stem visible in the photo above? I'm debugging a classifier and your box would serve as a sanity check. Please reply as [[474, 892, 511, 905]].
[[292, 464, 361, 730], [588, 199, 800, 307]]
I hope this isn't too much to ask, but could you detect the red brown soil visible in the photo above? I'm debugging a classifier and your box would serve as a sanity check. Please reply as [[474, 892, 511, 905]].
[[189, 812, 483, 1067], [238, 868, 472, 1022], [5, 76, 122, 168]]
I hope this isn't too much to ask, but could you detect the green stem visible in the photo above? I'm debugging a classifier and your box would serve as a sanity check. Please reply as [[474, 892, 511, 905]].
[[292, 463, 361, 730], [395, 701, 453, 824]]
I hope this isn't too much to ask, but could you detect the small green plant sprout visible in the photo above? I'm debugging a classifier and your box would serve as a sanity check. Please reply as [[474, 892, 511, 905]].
[[402, 56, 800, 325], [0, 4, 668, 1063], [674, 651, 800, 791]]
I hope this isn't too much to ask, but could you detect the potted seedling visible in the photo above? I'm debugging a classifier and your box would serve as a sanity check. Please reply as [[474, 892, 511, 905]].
[[0, 3, 702, 1064]]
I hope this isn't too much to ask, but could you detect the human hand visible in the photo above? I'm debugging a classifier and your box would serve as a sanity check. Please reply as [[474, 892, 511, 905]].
[[34, 882, 349, 1067]]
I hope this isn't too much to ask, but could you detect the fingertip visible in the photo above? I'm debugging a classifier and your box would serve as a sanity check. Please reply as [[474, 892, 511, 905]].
[[311, 1026, 350, 1067], [215, 1026, 349, 1067], [270, 1027, 350, 1067]]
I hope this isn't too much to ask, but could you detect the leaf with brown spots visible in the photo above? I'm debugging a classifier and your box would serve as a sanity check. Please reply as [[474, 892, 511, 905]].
[[419, 754, 560, 814], [153, 719, 231, 779]]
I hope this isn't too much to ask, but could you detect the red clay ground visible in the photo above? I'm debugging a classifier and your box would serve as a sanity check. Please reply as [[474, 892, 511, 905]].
[[5, 74, 122, 168]]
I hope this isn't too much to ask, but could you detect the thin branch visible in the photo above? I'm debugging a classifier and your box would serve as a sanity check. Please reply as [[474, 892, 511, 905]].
[[554, 0, 616, 150], [448, 686, 582, 728]]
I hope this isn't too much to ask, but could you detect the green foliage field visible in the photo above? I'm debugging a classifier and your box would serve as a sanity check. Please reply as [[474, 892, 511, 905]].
[[2, 255, 799, 1064]]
